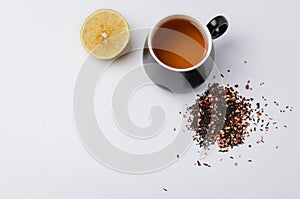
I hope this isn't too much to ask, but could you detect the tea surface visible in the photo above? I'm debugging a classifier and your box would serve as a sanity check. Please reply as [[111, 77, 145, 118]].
[[152, 18, 207, 69]]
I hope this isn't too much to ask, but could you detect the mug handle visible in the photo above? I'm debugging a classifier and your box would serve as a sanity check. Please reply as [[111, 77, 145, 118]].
[[207, 15, 229, 39]]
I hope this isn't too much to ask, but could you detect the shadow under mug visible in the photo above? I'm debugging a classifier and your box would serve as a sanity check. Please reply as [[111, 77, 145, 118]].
[[143, 14, 229, 92]]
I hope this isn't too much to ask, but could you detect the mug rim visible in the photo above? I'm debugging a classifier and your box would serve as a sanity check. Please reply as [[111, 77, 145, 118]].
[[147, 13, 213, 72]]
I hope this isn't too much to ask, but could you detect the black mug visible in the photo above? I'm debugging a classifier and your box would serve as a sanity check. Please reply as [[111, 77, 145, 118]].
[[143, 14, 229, 92]]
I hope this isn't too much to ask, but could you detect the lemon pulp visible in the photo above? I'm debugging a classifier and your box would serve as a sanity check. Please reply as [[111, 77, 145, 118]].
[[80, 9, 130, 59]]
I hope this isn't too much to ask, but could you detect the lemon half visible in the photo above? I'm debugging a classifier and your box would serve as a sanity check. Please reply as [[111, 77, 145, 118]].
[[80, 9, 130, 60]]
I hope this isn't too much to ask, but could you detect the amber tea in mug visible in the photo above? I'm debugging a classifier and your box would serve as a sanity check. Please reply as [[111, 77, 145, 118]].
[[151, 18, 207, 69]]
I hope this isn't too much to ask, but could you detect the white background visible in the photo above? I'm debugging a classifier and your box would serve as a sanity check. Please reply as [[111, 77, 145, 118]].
[[0, 0, 299, 198]]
